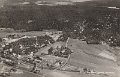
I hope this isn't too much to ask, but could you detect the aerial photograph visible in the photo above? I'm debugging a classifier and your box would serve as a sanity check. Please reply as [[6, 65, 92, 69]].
[[0, 0, 120, 77]]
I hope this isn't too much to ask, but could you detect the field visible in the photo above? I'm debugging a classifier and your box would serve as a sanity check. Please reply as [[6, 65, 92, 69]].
[[0, 31, 47, 38], [67, 39, 120, 77], [10, 70, 41, 77]]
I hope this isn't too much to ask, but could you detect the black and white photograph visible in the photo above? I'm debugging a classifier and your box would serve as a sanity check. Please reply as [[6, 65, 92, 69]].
[[0, 0, 119, 77]]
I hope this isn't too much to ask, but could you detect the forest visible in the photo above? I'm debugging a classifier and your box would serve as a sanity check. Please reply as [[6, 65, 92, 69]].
[[1, 0, 120, 46]]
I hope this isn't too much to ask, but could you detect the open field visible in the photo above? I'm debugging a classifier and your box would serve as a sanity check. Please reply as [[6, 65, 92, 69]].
[[10, 70, 41, 77], [66, 39, 119, 77], [0, 31, 47, 38]]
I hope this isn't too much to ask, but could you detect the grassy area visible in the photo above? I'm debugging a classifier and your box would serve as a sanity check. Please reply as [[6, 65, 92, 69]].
[[0, 31, 47, 38], [10, 70, 41, 77], [66, 39, 118, 77]]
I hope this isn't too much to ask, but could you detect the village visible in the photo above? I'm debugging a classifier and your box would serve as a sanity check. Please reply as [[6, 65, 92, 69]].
[[0, 30, 82, 77], [0, 29, 113, 77], [0, 29, 119, 77]]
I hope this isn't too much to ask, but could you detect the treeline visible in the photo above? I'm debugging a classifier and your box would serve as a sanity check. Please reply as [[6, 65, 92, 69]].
[[0, 4, 84, 31]]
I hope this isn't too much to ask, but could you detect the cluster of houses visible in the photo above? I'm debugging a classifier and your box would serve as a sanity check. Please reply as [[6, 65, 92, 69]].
[[47, 45, 72, 58], [0, 30, 112, 77], [0, 31, 75, 76], [0, 30, 105, 76]]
